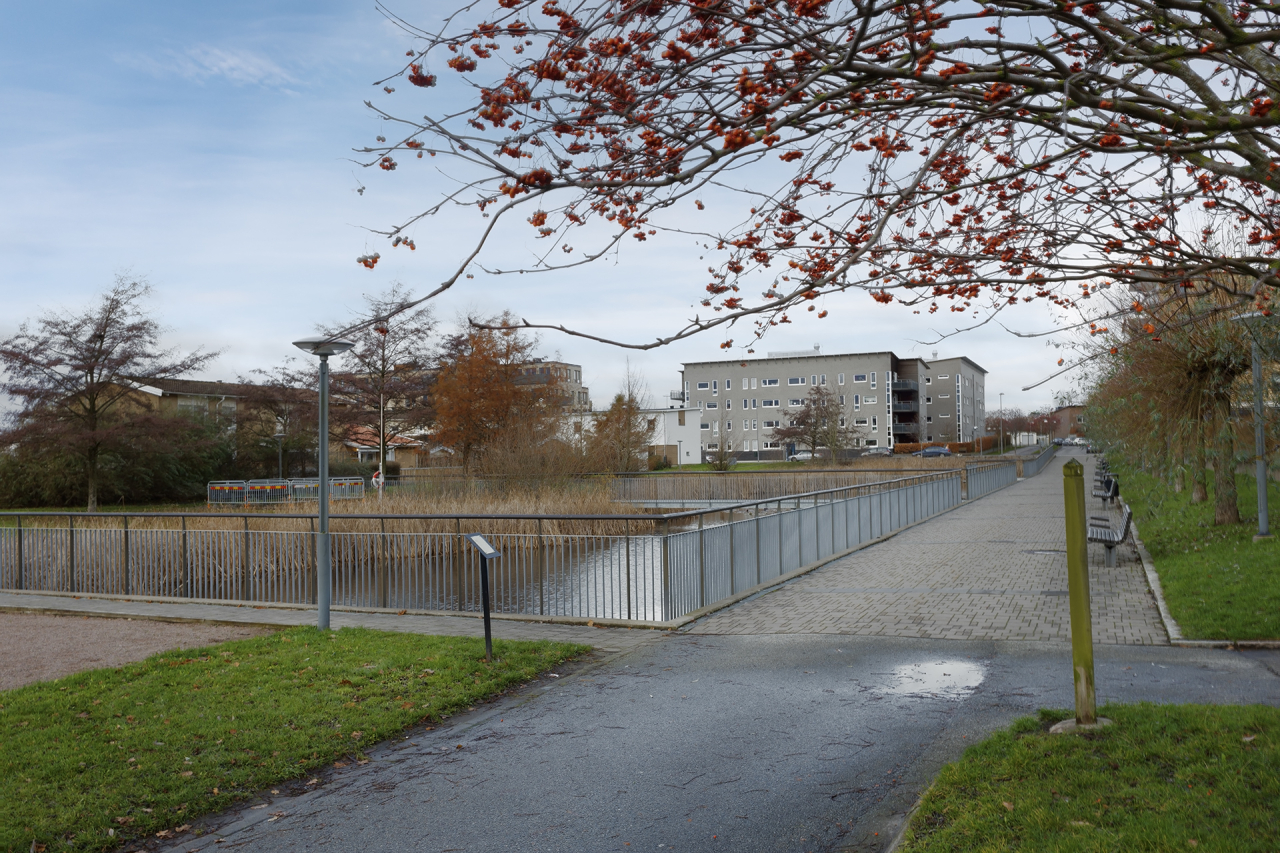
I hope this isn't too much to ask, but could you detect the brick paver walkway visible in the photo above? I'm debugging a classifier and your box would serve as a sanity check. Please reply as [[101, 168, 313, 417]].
[[688, 450, 1168, 645]]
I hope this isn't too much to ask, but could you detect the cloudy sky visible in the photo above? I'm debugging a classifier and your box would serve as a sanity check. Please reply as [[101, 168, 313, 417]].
[[0, 1, 1082, 414]]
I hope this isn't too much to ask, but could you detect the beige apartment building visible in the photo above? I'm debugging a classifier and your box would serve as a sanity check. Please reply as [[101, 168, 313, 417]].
[[679, 346, 986, 458]]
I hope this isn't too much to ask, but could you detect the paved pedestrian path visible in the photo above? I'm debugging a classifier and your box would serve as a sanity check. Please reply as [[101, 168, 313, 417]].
[[688, 450, 1168, 645], [0, 592, 663, 654]]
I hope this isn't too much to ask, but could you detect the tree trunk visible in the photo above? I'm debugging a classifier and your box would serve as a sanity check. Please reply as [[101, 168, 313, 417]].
[[1190, 443, 1208, 504], [86, 453, 99, 513], [1212, 397, 1240, 525]]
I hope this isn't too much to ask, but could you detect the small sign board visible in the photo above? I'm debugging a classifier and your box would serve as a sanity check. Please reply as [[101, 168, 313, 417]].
[[464, 533, 501, 559]]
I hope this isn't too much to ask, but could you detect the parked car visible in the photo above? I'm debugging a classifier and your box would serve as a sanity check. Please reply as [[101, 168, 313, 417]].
[[787, 450, 815, 462], [912, 446, 953, 457], [863, 447, 893, 458]]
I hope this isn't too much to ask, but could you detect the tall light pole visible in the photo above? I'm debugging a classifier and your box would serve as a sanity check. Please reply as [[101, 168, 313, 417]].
[[273, 431, 286, 479], [998, 392, 1004, 454], [293, 335, 356, 629], [1231, 313, 1272, 540]]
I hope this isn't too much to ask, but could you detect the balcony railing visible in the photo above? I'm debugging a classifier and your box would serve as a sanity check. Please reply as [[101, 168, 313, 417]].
[[892, 401, 919, 413], [891, 380, 919, 393]]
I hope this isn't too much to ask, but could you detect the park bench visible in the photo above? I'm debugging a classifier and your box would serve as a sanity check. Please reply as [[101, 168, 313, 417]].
[[1092, 474, 1119, 507], [1088, 505, 1133, 567]]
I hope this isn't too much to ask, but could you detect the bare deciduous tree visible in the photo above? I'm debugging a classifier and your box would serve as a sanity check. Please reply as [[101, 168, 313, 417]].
[[0, 276, 215, 510]]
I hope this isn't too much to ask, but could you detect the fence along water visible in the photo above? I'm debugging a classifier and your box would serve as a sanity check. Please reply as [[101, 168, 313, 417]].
[[2, 470, 991, 624]]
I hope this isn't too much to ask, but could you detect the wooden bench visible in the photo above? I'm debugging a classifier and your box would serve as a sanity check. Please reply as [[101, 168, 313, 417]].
[[1088, 505, 1133, 567]]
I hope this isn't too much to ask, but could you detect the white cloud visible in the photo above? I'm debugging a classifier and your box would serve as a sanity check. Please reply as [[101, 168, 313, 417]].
[[117, 45, 296, 88]]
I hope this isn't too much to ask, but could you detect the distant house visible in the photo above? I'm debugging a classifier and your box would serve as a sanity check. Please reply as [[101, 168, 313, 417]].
[[339, 425, 430, 468], [128, 377, 256, 421], [515, 358, 592, 412], [1051, 405, 1086, 440]]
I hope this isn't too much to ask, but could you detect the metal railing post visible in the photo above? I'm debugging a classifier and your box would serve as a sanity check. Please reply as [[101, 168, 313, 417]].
[[728, 507, 735, 595], [661, 517, 671, 621], [181, 516, 189, 599], [755, 505, 761, 587], [68, 514, 75, 593], [15, 515, 24, 591], [379, 517, 388, 609], [122, 516, 130, 596], [625, 518, 633, 621], [1063, 459, 1097, 725], [537, 517, 545, 616], [242, 516, 251, 601], [698, 511, 706, 608]]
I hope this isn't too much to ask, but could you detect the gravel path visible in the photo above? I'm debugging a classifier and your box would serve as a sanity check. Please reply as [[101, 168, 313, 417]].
[[0, 612, 270, 691]]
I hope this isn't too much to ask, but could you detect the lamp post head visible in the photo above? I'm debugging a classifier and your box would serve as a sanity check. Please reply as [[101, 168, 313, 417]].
[[273, 432, 286, 440], [292, 336, 356, 358]]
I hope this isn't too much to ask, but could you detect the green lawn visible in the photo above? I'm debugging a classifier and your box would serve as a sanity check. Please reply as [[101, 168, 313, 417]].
[[900, 703, 1280, 852], [1119, 469, 1280, 640], [0, 627, 588, 852]]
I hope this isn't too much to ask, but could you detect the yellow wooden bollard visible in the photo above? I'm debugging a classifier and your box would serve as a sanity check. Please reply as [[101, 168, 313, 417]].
[[1062, 459, 1097, 725]]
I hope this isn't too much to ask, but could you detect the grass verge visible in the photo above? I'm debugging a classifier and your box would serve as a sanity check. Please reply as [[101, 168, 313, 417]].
[[0, 627, 588, 852], [900, 703, 1280, 852], [1118, 469, 1280, 639]]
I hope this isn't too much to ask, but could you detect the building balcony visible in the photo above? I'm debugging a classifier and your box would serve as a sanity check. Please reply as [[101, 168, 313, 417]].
[[892, 400, 919, 414], [891, 380, 919, 393], [892, 421, 920, 435]]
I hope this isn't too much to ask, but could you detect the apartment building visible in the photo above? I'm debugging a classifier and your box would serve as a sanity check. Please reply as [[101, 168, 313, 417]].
[[679, 347, 986, 457], [514, 358, 592, 412]]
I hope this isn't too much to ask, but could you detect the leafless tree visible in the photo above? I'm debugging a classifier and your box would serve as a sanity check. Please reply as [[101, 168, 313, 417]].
[[0, 276, 215, 510]]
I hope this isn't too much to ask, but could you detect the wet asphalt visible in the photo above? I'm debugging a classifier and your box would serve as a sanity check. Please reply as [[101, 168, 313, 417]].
[[169, 635, 1280, 853]]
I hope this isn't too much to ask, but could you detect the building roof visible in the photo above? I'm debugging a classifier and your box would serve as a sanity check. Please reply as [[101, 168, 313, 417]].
[[129, 377, 260, 397], [342, 425, 425, 449], [681, 350, 988, 374]]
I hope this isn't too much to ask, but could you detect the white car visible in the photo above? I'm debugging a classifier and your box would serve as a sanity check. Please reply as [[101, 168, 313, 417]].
[[787, 451, 815, 462]]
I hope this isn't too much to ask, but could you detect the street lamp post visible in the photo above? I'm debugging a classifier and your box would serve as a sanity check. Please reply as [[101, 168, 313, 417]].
[[273, 431, 286, 480], [998, 392, 1004, 454], [293, 335, 356, 630], [1231, 313, 1272, 541]]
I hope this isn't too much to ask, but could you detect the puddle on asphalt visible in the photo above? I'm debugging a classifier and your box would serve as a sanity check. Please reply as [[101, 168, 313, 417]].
[[884, 661, 984, 700]]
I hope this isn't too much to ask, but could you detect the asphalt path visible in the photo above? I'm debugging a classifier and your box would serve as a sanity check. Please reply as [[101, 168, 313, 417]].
[[167, 636, 1280, 853]]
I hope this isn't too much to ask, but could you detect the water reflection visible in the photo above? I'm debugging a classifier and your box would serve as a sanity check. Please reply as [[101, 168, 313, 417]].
[[884, 661, 984, 699]]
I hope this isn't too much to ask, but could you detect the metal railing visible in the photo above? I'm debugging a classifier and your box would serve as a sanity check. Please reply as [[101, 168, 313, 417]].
[[2, 471, 972, 624], [206, 478, 364, 505], [1019, 446, 1058, 478], [964, 462, 1018, 500]]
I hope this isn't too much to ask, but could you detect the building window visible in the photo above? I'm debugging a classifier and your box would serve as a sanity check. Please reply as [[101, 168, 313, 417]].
[[864, 396, 877, 405], [697, 382, 709, 390], [706, 443, 719, 450], [853, 374, 867, 383], [751, 399, 757, 409], [925, 396, 932, 404], [726, 378, 733, 390], [854, 394, 860, 410], [926, 416, 933, 423], [763, 420, 779, 428], [764, 440, 780, 449], [838, 373, 845, 385], [870, 372, 877, 389], [751, 377, 758, 389], [788, 398, 804, 407], [726, 399, 732, 410], [811, 375, 818, 386], [788, 377, 806, 385], [701, 423, 711, 431], [678, 410, 686, 426], [839, 395, 846, 405], [939, 393, 950, 399], [866, 439, 878, 447], [871, 416, 878, 432], [925, 377, 932, 385], [762, 399, 779, 408], [854, 418, 869, 426], [839, 417, 846, 427], [940, 413, 950, 418], [726, 421, 733, 430], [706, 401, 718, 409], [938, 374, 949, 379], [762, 378, 779, 386], [926, 435, 933, 441], [743, 399, 748, 410], [752, 419, 758, 430]]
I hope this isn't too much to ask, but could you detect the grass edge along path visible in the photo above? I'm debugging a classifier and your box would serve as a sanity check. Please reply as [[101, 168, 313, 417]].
[[1118, 468, 1280, 640], [898, 703, 1280, 852], [0, 627, 590, 852]]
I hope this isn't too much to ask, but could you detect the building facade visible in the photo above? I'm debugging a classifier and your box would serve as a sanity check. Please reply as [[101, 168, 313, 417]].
[[679, 347, 986, 457], [515, 358, 592, 412]]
